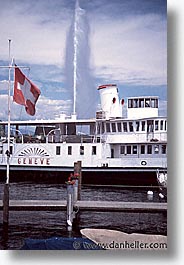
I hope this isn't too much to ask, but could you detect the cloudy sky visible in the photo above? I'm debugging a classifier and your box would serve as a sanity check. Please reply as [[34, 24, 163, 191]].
[[0, 0, 167, 120]]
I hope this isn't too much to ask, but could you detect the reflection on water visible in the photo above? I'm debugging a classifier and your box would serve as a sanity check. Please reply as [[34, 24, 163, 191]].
[[0, 181, 167, 250]]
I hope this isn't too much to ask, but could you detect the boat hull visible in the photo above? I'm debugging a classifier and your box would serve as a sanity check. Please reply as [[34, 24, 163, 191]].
[[0, 168, 158, 185]]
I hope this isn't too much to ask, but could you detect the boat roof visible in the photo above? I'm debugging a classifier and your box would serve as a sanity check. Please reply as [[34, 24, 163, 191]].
[[128, 96, 159, 99], [0, 116, 167, 126], [97, 84, 117, 90], [0, 118, 96, 126]]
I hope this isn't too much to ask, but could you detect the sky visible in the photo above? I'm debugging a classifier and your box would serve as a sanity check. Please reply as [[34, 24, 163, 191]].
[[0, 0, 167, 121]]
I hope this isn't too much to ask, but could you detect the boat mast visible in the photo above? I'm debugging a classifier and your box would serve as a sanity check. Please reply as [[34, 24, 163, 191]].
[[6, 39, 12, 184], [2, 41, 30, 224], [2, 39, 12, 225]]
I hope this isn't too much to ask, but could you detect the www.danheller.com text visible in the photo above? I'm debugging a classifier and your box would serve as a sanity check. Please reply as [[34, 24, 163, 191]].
[[72, 240, 167, 250]]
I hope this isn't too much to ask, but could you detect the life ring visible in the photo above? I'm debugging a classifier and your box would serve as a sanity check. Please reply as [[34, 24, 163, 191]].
[[141, 160, 147, 166]]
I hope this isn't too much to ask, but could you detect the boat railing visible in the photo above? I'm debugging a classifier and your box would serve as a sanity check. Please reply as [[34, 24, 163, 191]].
[[0, 131, 166, 145], [47, 134, 95, 144], [1, 134, 101, 144], [0, 137, 17, 144]]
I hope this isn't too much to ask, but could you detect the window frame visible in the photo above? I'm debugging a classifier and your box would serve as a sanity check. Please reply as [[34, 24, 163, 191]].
[[56, 146, 61, 155], [68, 146, 72, 155], [92, 146, 97, 155], [80, 145, 84, 155]]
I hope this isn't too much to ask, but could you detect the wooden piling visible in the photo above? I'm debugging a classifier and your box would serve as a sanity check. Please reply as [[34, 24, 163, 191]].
[[73, 178, 78, 203], [74, 161, 82, 200], [3, 183, 9, 224], [66, 182, 74, 228]]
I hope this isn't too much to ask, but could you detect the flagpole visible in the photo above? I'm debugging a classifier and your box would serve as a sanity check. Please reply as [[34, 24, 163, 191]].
[[3, 39, 12, 225], [7, 39, 11, 184]]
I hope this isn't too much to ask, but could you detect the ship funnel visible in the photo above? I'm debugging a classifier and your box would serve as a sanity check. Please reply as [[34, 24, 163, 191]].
[[97, 84, 122, 119]]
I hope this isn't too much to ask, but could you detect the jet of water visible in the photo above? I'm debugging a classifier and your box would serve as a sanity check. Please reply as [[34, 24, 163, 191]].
[[64, 0, 97, 119]]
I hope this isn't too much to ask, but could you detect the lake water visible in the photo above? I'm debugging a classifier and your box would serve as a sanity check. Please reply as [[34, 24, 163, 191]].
[[0, 181, 167, 250]]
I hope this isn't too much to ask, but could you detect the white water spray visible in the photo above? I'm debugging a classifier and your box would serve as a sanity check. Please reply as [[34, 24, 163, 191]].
[[73, 0, 78, 115], [64, 0, 97, 118]]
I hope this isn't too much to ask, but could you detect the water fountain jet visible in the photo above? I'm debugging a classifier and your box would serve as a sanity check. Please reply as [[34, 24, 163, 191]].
[[64, 0, 97, 119]]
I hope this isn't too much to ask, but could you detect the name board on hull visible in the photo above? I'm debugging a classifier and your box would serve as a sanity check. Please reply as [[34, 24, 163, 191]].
[[15, 146, 51, 166]]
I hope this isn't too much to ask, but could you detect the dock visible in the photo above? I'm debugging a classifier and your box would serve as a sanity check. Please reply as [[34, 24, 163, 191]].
[[76, 200, 167, 212], [0, 200, 167, 212], [1, 161, 167, 231]]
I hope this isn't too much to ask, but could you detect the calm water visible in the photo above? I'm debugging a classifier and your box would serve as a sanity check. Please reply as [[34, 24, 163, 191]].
[[0, 181, 167, 250]]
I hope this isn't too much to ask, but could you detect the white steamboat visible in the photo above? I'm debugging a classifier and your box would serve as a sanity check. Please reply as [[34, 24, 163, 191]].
[[0, 84, 167, 181]]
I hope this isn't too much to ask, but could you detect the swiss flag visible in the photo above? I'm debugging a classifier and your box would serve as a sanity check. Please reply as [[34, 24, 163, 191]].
[[13, 67, 41, 116]]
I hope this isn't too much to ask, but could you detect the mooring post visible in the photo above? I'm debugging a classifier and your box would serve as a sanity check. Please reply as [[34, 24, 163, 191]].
[[3, 183, 9, 225], [73, 177, 79, 203], [74, 161, 82, 200], [66, 182, 74, 230]]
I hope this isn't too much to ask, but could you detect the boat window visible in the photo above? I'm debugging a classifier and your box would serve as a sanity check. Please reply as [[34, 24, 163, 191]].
[[160, 120, 164, 130], [111, 123, 116, 133], [102, 123, 105, 133], [97, 123, 101, 134], [145, 98, 150, 107], [154, 145, 159, 154], [155, 98, 158, 108], [92, 146, 97, 155], [129, 122, 134, 132], [127, 145, 131, 154], [151, 98, 155, 108], [106, 123, 110, 133], [68, 123, 76, 135], [56, 146, 61, 155], [80, 146, 84, 155], [111, 148, 114, 158], [139, 99, 144, 108], [141, 121, 145, 131], [128, 99, 133, 108], [147, 145, 152, 154], [0, 124, 5, 136], [117, 123, 122, 132], [161, 145, 167, 154], [141, 145, 145, 154], [165, 121, 167, 131], [151, 98, 158, 108], [136, 122, 140, 131], [155, 120, 159, 131], [120, 146, 125, 154], [68, 146, 72, 155], [123, 122, 127, 132], [147, 120, 154, 132], [10, 146, 13, 154], [133, 145, 137, 154], [133, 99, 138, 108]]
